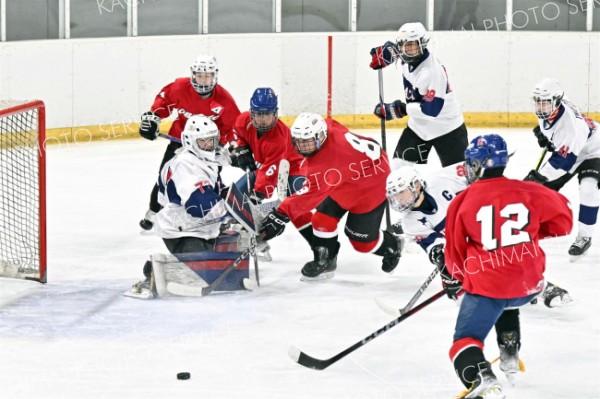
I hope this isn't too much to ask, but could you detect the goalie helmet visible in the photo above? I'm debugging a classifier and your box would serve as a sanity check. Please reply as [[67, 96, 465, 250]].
[[181, 115, 220, 162], [385, 165, 425, 213], [464, 134, 509, 183], [290, 112, 328, 157], [190, 55, 218, 95], [396, 22, 430, 64], [532, 78, 564, 120], [250, 88, 279, 133]]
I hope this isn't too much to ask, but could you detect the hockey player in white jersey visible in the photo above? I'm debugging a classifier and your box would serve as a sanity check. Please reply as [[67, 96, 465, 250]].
[[387, 163, 573, 386], [369, 22, 468, 167], [526, 78, 600, 260], [131, 115, 229, 295]]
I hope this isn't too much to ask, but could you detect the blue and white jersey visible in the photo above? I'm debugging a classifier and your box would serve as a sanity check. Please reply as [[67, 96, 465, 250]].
[[400, 165, 467, 256], [538, 99, 600, 181], [402, 51, 464, 140], [154, 150, 227, 239]]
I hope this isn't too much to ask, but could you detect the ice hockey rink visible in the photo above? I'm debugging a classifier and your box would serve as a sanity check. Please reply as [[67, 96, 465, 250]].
[[0, 128, 598, 399]]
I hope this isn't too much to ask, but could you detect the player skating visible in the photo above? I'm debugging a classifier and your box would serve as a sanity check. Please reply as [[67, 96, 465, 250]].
[[258, 113, 401, 280], [526, 78, 599, 261], [230, 88, 312, 259], [369, 22, 468, 167], [138, 54, 241, 231], [444, 134, 572, 398]]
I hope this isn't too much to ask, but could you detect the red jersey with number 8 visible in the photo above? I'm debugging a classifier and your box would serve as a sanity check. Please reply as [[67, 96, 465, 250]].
[[278, 119, 390, 219], [444, 177, 573, 298]]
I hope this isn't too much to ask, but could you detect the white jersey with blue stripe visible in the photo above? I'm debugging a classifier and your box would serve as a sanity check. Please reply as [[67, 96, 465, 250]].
[[154, 150, 227, 239], [402, 51, 464, 140], [538, 99, 600, 181], [400, 164, 467, 256]]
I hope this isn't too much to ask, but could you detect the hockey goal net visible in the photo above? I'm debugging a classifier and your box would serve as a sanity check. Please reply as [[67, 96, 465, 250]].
[[0, 100, 46, 283]]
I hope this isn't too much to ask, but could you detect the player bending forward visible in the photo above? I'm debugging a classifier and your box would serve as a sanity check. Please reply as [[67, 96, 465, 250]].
[[444, 134, 572, 399], [386, 163, 573, 308], [526, 78, 599, 261], [258, 113, 402, 280], [131, 115, 229, 296]]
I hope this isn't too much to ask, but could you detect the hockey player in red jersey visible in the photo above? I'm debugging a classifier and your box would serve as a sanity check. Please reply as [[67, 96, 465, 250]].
[[231, 88, 307, 206], [258, 112, 402, 280], [138, 54, 241, 231], [444, 134, 573, 399]]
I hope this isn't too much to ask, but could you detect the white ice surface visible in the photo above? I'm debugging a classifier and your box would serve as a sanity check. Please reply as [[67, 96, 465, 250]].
[[0, 129, 598, 399]]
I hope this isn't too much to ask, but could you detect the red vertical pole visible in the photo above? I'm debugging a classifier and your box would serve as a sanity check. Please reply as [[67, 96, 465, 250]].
[[327, 35, 333, 119]]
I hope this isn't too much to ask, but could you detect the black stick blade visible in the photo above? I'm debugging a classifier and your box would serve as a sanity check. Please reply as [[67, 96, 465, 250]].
[[288, 346, 332, 370]]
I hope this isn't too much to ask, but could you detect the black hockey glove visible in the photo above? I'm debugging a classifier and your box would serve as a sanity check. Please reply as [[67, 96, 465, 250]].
[[374, 100, 407, 121], [533, 126, 555, 151], [428, 244, 445, 268], [369, 41, 399, 70], [524, 170, 548, 184], [139, 111, 160, 141], [441, 276, 463, 301], [259, 209, 290, 241], [231, 146, 257, 172]]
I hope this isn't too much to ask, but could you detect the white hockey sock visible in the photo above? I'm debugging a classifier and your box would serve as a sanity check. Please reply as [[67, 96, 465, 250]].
[[578, 177, 599, 237]]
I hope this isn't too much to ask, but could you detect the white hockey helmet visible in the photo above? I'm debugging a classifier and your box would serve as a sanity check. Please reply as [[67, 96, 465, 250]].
[[190, 55, 218, 94], [386, 165, 426, 213], [396, 22, 430, 64], [181, 115, 220, 161], [532, 78, 564, 119], [290, 112, 328, 157]]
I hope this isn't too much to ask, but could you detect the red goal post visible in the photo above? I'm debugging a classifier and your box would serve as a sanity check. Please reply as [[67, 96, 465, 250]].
[[0, 100, 46, 283]]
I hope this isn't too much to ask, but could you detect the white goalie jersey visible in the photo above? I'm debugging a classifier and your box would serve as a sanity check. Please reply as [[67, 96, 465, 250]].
[[153, 151, 227, 239], [401, 164, 467, 256]]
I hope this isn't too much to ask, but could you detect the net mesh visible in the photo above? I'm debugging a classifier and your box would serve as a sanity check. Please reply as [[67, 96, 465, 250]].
[[0, 102, 43, 281]]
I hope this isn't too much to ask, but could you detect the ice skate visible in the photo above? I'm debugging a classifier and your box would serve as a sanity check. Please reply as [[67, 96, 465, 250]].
[[568, 235, 591, 262], [123, 275, 156, 299], [301, 244, 339, 281], [542, 282, 574, 308], [256, 239, 272, 262], [498, 331, 524, 386], [457, 364, 505, 399], [139, 209, 156, 231]]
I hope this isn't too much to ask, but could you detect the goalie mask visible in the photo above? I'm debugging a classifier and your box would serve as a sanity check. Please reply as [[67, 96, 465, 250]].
[[396, 22, 430, 64], [250, 88, 279, 133], [464, 134, 509, 184], [291, 112, 328, 157], [190, 55, 218, 95], [532, 78, 564, 120], [386, 165, 425, 213], [181, 115, 220, 162]]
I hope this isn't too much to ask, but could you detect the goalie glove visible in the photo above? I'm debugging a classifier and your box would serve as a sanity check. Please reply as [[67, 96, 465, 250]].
[[374, 100, 407, 121], [369, 41, 400, 70], [139, 111, 161, 141], [259, 209, 290, 241], [533, 126, 555, 152]]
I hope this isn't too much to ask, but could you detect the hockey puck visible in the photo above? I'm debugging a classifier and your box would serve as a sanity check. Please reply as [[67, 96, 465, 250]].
[[177, 372, 190, 380]]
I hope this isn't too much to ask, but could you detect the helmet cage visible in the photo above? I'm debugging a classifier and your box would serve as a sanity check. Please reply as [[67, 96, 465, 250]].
[[532, 79, 564, 120], [190, 55, 218, 94], [464, 134, 509, 183], [385, 166, 425, 213], [250, 88, 279, 132], [181, 116, 220, 161]]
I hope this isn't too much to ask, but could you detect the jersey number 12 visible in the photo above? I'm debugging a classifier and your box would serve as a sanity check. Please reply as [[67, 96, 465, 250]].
[[476, 203, 531, 250]]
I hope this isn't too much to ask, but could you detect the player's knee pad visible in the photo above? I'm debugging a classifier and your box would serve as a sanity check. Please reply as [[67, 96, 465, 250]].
[[312, 211, 340, 237], [580, 176, 600, 207], [349, 235, 382, 253], [291, 211, 313, 230]]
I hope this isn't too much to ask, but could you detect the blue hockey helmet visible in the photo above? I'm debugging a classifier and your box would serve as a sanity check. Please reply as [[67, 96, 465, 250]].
[[464, 134, 509, 183], [250, 88, 278, 132]]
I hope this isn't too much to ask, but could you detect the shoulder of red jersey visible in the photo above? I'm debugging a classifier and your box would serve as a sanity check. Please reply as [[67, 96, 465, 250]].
[[212, 84, 238, 103], [325, 118, 350, 134]]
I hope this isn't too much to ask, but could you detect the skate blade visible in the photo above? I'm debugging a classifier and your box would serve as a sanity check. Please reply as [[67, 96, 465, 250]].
[[257, 252, 272, 262], [569, 252, 588, 263], [300, 271, 335, 282], [122, 288, 155, 299], [547, 295, 577, 308], [243, 278, 259, 290]]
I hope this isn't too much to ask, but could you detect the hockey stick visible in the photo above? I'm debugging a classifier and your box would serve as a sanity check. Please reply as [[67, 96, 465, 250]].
[[198, 247, 252, 296], [158, 133, 181, 143], [288, 289, 445, 370], [377, 69, 391, 229], [534, 149, 547, 172], [374, 266, 439, 317], [245, 167, 261, 286]]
